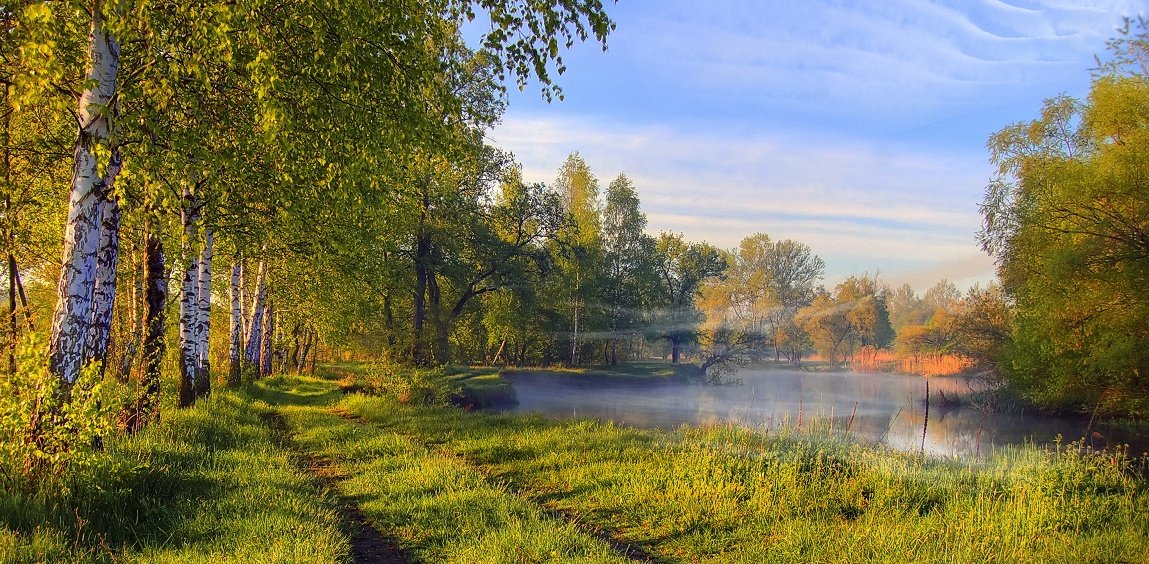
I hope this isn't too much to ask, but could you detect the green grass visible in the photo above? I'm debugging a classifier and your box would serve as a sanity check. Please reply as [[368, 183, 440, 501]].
[[326, 368, 1149, 563], [0, 385, 350, 563], [5, 366, 1147, 563], [260, 374, 628, 563]]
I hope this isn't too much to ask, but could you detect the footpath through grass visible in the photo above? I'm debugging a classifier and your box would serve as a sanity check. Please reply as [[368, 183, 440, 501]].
[[255, 375, 630, 562], [5, 369, 1148, 562], [0, 384, 349, 563]]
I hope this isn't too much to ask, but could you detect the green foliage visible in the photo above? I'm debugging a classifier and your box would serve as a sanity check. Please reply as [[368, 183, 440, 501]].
[[361, 361, 454, 406], [652, 232, 727, 362], [0, 335, 119, 488], [980, 22, 1149, 415], [798, 275, 892, 366]]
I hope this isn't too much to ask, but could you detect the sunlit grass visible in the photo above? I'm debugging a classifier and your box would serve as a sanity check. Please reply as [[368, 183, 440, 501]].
[[0, 386, 350, 563], [6, 366, 1144, 563], [269, 377, 628, 563], [332, 371, 1149, 563]]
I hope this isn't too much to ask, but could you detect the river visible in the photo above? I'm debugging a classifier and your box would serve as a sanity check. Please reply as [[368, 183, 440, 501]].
[[499, 368, 1147, 459]]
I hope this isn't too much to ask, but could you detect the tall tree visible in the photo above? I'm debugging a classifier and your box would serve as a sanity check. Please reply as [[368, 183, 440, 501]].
[[652, 232, 726, 363], [601, 173, 655, 365], [553, 152, 605, 365], [979, 19, 1149, 414], [44, 2, 123, 385]]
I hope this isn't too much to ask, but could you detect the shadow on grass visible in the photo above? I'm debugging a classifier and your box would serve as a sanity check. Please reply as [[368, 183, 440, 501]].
[[2, 379, 349, 560]]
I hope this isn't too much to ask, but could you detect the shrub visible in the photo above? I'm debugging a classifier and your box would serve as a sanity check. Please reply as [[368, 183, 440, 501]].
[[0, 335, 119, 490]]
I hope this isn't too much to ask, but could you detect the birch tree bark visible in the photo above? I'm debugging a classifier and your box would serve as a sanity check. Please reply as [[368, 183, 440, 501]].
[[244, 257, 267, 370], [227, 260, 243, 386], [48, 5, 121, 384], [83, 178, 123, 375], [194, 226, 213, 398], [259, 303, 273, 376], [177, 190, 201, 407]]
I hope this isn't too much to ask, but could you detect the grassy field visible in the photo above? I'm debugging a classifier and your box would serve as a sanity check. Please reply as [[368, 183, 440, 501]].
[[4, 366, 1147, 562], [330, 374, 1149, 563], [0, 385, 350, 563]]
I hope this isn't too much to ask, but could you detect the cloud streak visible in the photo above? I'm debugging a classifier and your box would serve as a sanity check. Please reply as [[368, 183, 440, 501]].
[[489, 114, 996, 290], [486, 1, 1139, 291]]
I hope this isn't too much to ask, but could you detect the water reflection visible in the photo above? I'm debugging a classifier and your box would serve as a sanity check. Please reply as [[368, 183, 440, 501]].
[[500, 369, 1147, 459]]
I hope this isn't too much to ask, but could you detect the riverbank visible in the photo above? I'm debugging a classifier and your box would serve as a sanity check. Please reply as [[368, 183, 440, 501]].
[[5, 369, 1146, 562], [502, 360, 696, 385], [467, 363, 1145, 456]]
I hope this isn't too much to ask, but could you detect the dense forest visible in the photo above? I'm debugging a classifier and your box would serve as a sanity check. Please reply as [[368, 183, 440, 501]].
[[2, 2, 1149, 488]]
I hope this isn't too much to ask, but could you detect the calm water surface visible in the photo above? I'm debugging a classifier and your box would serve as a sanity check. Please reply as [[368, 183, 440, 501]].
[[501, 368, 1147, 459]]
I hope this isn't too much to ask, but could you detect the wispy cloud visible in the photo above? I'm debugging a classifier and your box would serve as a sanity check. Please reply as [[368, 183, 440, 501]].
[[489, 114, 996, 290], [487, 1, 1139, 291], [605, 0, 1136, 127]]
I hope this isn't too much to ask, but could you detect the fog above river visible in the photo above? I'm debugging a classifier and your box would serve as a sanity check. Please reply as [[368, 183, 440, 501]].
[[501, 368, 1145, 459]]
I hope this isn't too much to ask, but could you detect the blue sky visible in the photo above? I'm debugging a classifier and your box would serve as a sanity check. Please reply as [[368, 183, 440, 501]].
[[480, 1, 1143, 292]]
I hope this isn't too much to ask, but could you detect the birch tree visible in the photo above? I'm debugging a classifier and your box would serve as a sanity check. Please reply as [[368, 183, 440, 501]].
[[44, 2, 123, 386]]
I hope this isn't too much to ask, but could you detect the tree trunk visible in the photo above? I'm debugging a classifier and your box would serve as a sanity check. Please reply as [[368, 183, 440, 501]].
[[300, 328, 314, 372], [118, 242, 145, 382], [227, 260, 243, 386], [126, 231, 167, 432], [492, 338, 506, 365], [84, 192, 121, 377], [260, 303, 273, 377], [428, 272, 450, 365], [570, 267, 580, 366], [244, 257, 267, 369], [194, 226, 213, 399], [177, 192, 201, 408], [7, 254, 15, 374], [412, 232, 430, 365], [240, 260, 249, 345], [4, 83, 13, 375], [671, 334, 681, 364], [48, 6, 121, 386], [308, 331, 318, 374]]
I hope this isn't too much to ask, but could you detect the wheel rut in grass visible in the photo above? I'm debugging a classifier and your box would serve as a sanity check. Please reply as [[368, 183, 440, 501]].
[[261, 411, 409, 564], [331, 408, 657, 563]]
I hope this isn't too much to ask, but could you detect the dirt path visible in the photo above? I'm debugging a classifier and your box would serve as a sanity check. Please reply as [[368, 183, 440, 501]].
[[330, 408, 657, 563], [261, 412, 409, 564]]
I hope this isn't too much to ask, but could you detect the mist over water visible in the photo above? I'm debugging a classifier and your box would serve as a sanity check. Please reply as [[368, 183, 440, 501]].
[[500, 368, 1146, 459]]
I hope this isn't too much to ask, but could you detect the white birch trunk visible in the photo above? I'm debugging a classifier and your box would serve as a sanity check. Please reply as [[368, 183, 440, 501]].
[[177, 191, 201, 407], [244, 258, 267, 368], [83, 152, 123, 370], [48, 6, 120, 384], [194, 226, 213, 398], [239, 261, 249, 346], [227, 260, 242, 385]]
